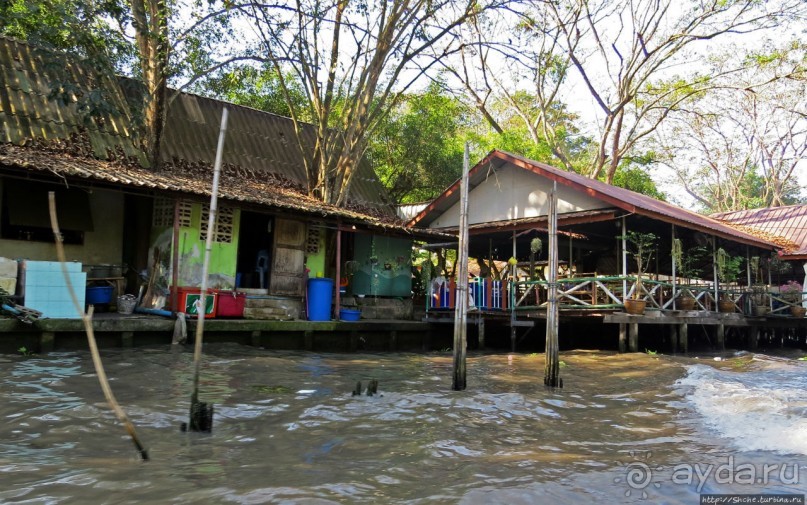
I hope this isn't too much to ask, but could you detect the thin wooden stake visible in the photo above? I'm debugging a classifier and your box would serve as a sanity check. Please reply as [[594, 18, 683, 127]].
[[188, 107, 229, 432], [452, 143, 470, 391], [544, 182, 562, 388], [48, 192, 149, 461]]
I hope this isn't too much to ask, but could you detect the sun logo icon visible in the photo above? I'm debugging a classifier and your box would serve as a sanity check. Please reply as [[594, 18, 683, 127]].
[[614, 450, 664, 499]]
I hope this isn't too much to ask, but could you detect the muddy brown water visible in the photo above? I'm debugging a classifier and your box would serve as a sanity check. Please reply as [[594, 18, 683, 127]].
[[1, 345, 805, 503]]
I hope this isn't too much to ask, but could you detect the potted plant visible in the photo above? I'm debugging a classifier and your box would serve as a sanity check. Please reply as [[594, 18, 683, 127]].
[[750, 284, 770, 316], [716, 248, 742, 313], [780, 281, 805, 317], [672, 239, 698, 310], [622, 231, 658, 315]]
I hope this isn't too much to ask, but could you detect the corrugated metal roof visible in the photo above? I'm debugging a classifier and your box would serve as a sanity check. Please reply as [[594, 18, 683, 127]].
[[0, 36, 144, 163], [157, 90, 392, 212], [713, 205, 807, 259], [410, 150, 782, 251], [0, 142, 413, 232], [0, 35, 394, 215]]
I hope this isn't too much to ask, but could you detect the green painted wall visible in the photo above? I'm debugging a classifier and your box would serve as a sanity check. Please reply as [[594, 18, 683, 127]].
[[351, 235, 412, 297], [305, 229, 326, 278], [150, 202, 241, 290]]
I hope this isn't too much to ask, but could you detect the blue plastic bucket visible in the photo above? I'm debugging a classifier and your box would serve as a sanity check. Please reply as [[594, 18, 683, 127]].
[[86, 286, 114, 304], [339, 308, 361, 321], [307, 278, 334, 321]]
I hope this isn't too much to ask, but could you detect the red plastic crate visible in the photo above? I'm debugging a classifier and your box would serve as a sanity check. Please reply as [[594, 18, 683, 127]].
[[216, 290, 245, 317]]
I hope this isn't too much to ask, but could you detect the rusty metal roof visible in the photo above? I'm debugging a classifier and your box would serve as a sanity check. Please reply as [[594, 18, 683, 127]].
[[0, 35, 393, 216], [410, 150, 781, 251], [713, 205, 807, 259]]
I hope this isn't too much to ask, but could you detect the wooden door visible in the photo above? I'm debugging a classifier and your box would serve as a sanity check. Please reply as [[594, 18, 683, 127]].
[[268, 218, 307, 296]]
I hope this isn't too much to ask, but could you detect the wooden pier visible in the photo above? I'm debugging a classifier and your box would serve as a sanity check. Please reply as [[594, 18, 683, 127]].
[[0, 314, 446, 354]]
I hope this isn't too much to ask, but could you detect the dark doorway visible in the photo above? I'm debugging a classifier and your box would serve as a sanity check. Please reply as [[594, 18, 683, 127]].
[[237, 211, 273, 289]]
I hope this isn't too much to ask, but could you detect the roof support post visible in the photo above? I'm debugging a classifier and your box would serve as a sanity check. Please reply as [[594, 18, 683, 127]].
[[171, 198, 181, 315], [621, 217, 628, 304], [671, 224, 677, 310], [335, 222, 341, 320], [712, 236, 719, 311], [746, 246, 751, 287]]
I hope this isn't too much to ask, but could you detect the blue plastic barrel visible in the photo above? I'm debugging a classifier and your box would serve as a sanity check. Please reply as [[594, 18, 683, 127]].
[[307, 278, 334, 321]]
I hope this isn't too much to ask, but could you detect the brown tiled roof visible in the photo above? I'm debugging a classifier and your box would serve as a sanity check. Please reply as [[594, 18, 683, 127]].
[[410, 150, 782, 251], [0, 141, 415, 231], [713, 205, 807, 258]]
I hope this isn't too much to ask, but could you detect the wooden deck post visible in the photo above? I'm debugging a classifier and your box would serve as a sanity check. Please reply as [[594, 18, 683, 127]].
[[478, 316, 485, 349], [250, 330, 261, 347], [389, 330, 397, 351], [121, 331, 134, 348], [618, 323, 626, 353], [39, 331, 55, 353], [748, 326, 758, 350], [679, 323, 688, 353], [628, 322, 639, 352], [669, 325, 678, 353], [716, 323, 725, 350], [510, 310, 517, 352], [304, 330, 314, 350]]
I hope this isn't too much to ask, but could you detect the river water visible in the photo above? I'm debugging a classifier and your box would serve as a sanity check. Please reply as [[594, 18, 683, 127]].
[[1, 345, 805, 503]]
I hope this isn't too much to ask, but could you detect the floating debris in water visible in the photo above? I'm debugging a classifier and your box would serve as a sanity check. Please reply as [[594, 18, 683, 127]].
[[251, 385, 292, 394]]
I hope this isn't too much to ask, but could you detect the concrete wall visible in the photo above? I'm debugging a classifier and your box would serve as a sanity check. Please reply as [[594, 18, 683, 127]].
[[0, 179, 124, 265], [428, 164, 609, 229]]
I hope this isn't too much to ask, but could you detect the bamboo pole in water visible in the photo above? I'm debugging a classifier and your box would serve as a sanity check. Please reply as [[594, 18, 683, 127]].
[[544, 182, 562, 388], [48, 193, 149, 460], [189, 107, 229, 432], [452, 143, 470, 391]]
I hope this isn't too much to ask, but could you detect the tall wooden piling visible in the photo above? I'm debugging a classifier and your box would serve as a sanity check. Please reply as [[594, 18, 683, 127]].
[[544, 182, 561, 388], [452, 144, 470, 391]]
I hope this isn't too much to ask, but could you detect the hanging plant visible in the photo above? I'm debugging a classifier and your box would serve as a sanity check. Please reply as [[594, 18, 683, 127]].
[[530, 238, 543, 255]]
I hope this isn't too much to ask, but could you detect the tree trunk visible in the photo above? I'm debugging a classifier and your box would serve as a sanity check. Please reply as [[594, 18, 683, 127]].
[[131, 0, 170, 170]]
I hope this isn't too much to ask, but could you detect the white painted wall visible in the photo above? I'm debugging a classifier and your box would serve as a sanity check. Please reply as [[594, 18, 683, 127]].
[[428, 164, 609, 228]]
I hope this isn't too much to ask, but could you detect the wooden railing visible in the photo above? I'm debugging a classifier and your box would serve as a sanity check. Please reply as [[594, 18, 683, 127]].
[[428, 274, 806, 316]]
